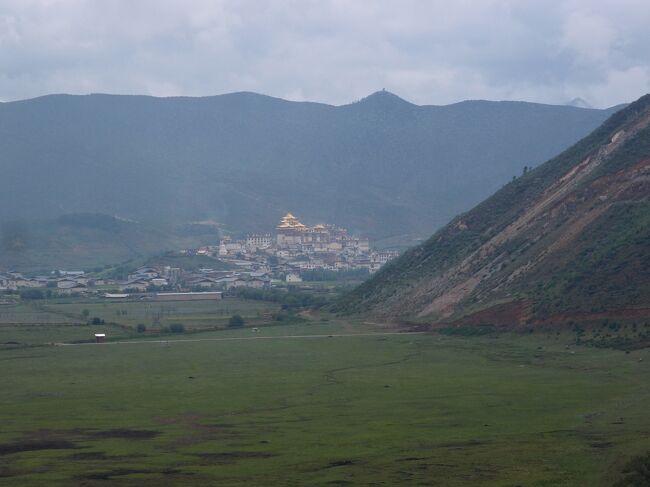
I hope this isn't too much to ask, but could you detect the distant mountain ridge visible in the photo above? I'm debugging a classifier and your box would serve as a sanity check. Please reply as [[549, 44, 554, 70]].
[[0, 90, 622, 243], [335, 94, 650, 326]]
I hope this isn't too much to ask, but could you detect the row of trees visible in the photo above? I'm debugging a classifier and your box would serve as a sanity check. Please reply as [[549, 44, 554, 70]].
[[87, 316, 245, 333]]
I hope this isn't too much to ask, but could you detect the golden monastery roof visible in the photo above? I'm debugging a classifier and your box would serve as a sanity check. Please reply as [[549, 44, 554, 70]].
[[277, 212, 306, 230]]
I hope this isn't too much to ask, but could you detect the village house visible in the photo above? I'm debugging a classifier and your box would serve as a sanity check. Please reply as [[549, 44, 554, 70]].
[[212, 276, 247, 290], [120, 280, 149, 292], [58, 270, 85, 277], [57, 282, 88, 295], [0, 274, 10, 290], [246, 277, 269, 288], [128, 267, 159, 281], [34, 276, 51, 287], [218, 236, 244, 256], [1, 273, 30, 289], [246, 234, 273, 251], [0, 274, 55, 290], [57, 278, 80, 289], [203, 270, 235, 280], [159, 266, 182, 285], [19, 278, 46, 288], [187, 277, 218, 289]]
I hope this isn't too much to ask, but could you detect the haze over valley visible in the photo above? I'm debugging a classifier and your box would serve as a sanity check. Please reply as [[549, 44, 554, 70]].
[[1, 2, 650, 486], [0, 90, 623, 269]]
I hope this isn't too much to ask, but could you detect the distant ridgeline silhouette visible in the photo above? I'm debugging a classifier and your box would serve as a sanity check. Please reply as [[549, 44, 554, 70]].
[[0, 91, 622, 239]]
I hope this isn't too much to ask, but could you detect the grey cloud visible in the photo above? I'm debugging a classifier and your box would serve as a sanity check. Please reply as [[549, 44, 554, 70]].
[[0, 0, 648, 107]]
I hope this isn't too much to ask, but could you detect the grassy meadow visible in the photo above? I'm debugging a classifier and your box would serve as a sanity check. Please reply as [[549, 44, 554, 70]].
[[0, 313, 649, 486], [0, 298, 280, 348]]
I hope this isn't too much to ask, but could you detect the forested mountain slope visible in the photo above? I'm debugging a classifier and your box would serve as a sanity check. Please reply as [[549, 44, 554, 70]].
[[0, 91, 621, 239], [336, 94, 650, 326], [0, 214, 215, 272]]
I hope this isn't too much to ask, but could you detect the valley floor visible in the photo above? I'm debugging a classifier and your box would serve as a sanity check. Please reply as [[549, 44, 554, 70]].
[[1, 319, 649, 486]]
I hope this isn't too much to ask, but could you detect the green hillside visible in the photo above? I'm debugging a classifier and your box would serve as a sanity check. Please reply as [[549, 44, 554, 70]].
[[0, 214, 215, 273], [0, 91, 621, 239], [336, 94, 650, 326]]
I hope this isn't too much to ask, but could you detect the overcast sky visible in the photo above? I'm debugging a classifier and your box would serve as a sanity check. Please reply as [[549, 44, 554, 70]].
[[1, 0, 649, 107]]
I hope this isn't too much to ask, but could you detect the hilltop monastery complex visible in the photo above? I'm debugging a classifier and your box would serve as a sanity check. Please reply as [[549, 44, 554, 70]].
[[0, 213, 398, 296], [215, 213, 396, 274]]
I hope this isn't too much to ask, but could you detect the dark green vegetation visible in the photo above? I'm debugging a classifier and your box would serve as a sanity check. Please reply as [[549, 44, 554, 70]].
[[530, 202, 650, 318], [0, 91, 620, 245], [0, 322, 649, 486], [577, 320, 650, 351], [228, 314, 245, 328], [614, 451, 650, 487], [300, 268, 370, 281], [336, 94, 650, 327], [232, 286, 334, 309]]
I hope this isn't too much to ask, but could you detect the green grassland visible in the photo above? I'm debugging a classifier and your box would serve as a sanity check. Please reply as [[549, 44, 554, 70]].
[[44, 298, 278, 331], [0, 302, 122, 348], [528, 202, 650, 318], [1, 318, 649, 486], [0, 298, 281, 351]]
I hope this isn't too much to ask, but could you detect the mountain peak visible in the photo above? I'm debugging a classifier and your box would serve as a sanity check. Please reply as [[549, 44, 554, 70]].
[[566, 97, 593, 109], [350, 90, 416, 109]]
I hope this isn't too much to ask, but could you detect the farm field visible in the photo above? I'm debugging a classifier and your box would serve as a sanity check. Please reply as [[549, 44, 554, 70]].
[[47, 298, 278, 330], [1, 320, 649, 486], [0, 302, 129, 348], [0, 297, 280, 346]]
